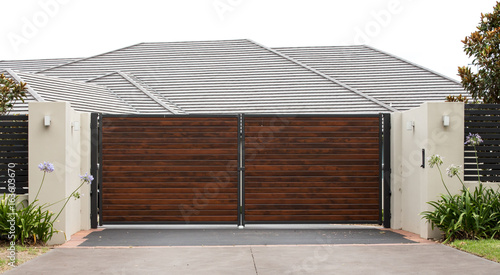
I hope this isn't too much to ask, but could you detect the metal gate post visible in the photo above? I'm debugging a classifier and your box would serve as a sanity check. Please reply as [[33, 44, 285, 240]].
[[382, 113, 391, 228], [238, 114, 245, 227], [90, 113, 100, 228]]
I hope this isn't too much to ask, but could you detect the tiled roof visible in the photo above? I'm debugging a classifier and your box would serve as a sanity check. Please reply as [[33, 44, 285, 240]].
[[0, 39, 467, 114], [0, 58, 80, 73], [273, 45, 465, 110], [3, 69, 137, 114]]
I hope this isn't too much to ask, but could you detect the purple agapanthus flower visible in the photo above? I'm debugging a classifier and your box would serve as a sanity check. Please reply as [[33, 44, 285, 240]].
[[465, 133, 483, 146], [38, 162, 55, 173], [80, 173, 94, 184]]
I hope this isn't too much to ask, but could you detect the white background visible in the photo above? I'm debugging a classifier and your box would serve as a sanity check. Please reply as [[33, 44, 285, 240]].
[[1, 0, 498, 80]]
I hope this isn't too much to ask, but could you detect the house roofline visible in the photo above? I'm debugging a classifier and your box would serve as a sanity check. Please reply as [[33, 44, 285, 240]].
[[252, 40, 397, 112], [36, 42, 145, 73], [5, 69, 45, 102], [364, 44, 463, 86]]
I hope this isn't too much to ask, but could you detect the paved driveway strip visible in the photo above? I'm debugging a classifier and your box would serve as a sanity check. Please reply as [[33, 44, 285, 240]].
[[77, 227, 415, 247], [5, 225, 500, 274], [6, 244, 500, 274]]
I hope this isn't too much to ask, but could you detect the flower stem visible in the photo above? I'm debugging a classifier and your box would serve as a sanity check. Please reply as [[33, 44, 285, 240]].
[[436, 164, 452, 196], [33, 172, 46, 203], [53, 180, 85, 222], [473, 145, 481, 186]]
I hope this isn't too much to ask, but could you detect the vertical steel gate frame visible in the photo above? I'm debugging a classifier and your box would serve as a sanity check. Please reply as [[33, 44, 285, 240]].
[[238, 114, 245, 227], [89, 113, 391, 227], [90, 113, 99, 228], [382, 113, 391, 228]]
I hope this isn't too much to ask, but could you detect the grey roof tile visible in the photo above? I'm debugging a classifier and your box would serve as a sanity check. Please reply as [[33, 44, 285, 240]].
[[4, 70, 138, 114], [0, 58, 81, 73], [273, 45, 466, 111]]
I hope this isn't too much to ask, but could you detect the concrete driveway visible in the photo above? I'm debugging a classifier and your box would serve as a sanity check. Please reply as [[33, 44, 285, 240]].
[[6, 225, 500, 275]]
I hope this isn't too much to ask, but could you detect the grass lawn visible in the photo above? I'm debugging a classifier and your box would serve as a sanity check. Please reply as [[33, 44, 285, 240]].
[[0, 243, 52, 273], [449, 239, 500, 263]]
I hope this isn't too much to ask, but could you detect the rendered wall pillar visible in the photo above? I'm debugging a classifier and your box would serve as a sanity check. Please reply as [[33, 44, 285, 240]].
[[392, 102, 464, 239], [390, 111, 402, 230], [28, 102, 91, 245]]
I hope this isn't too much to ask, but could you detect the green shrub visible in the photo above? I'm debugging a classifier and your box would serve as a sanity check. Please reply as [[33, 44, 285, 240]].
[[422, 133, 500, 242], [0, 162, 93, 244], [422, 184, 500, 242], [0, 195, 56, 244]]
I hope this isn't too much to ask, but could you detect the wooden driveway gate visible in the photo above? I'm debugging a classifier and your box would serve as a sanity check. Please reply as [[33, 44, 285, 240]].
[[98, 115, 240, 224], [92, 114, 391, 226]]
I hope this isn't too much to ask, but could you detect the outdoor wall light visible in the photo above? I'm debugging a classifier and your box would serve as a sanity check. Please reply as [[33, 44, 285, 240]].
[[44, 116, 51, 127], [406, 120, 415, 131], [72, 121, 80, 131], [443, 115, 450, 127]]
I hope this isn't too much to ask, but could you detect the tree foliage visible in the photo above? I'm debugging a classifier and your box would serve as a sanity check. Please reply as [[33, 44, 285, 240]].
[[458, 2, 500, 104], [0, 74, 27, 115], [446, 94, 469, 103]]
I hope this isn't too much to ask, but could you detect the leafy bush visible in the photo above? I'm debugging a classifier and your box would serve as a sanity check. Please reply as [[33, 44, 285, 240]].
[[422, 133, 500, 242], [0, 162, 93, 244], [423, 184, 500, 242], [0, 195, 56, 244]]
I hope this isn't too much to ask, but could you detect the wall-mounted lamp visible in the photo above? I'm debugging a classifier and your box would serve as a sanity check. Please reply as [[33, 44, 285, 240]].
[[406, 120, 415, 131], [72, 121, 80, 132], [44, 116, 51, 127], [443, 115, 450, 127]]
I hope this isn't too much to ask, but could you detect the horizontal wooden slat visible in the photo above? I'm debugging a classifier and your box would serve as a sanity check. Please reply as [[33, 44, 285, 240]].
[[244, 180, 379, 187], [102, 216, 237, 222], [103, 193, 236, 199], [245, 125, 379, 133], [104, 187, 237, 194], [102, 199, 238, 205], [245, 215, 378, 222], [245, 209, 379, 216], [103, 154, 236, 161], [103, 171, 238, 177], [246, 174, 379, 181], [103, 204, 237, 210], [103, 210, 237, 216], [245, 165, 379, 172], [103, 177, 238, 183], [246, 187, 378, 193]]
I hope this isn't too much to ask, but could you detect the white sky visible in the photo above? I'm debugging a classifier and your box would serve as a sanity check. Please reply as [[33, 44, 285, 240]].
[[1, 0, 498, 81]]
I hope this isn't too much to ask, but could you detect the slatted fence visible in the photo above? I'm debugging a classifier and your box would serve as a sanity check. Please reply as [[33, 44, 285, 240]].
[[464, 104, 500, 182], [0, 115, 29, 194]]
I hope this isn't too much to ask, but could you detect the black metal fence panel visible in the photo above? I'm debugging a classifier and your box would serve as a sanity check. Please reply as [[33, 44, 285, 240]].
[[464, 104, 500, 182], [0, 115, 29, 194]]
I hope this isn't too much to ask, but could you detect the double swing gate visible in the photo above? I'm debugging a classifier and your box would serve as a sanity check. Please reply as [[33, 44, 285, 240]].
[[90, 114, 391, 228]]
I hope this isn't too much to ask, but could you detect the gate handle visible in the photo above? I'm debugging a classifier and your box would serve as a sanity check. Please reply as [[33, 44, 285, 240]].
[[421, 149, 425, 168]]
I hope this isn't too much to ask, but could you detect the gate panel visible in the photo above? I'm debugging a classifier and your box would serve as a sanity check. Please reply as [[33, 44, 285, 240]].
[[244, 116, 381, 223], [101, 116, 239, 223]]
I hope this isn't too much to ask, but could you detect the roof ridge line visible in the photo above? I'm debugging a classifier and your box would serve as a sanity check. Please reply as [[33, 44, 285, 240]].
[[249, 40, 397, 112], [35, 42, 145, 74], [6, 69, 45, 102], [117, 71, 185, 114], [364, 45, 462, 85], [86, 71, 120, 82]]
